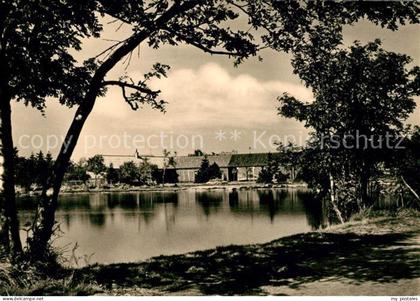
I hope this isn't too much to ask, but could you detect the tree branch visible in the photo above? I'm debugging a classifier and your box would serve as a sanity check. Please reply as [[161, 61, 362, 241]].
[[228, 1, 249, 16], [164, 27, 244, 57], [102, 80, 158, 95], [31, 0, 200, 257], [93, 39, 126, 60], [88, 0, 200, 91], [184, 40, 244, 56], [401, 176, 420, 203]]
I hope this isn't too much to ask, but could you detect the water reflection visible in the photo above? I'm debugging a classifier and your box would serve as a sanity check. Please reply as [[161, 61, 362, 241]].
[[196, 191, 224, 216], [18, 188, 327, 264]]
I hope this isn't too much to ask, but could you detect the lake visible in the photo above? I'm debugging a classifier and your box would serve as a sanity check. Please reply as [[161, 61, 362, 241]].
[[17, 188, 328, 265]]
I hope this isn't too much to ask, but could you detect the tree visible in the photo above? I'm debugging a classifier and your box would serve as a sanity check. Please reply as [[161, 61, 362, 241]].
[[87, 155, 106, 187], [119, 161, 140, 185], [138, 160, 156, 185], [279, 40, 420, 222], [399, 127, 420, 199], [15, 153, 35, 192], [64, 161, 90, 184], [14, 152, 55, 192], [208, 163, 222, 181], [35, 152, 54, 189], [106, 163, 119, 185], [195, 156, 210, 184], [257, 167, 273, 184], [31, 1, 420, 255], [0, 1, 101, 256], [389, 126, 420, 205], [161, 149, 177, 185], [195, 156, 222, 183], [193, 149, 204, 156], [295, 136, 330, 193], [151, 165, 179, 184], [275, 143, 302, 183], [258, 153, 276, 184], [28, 0, 265, 257], [257, 149, 298, 184]]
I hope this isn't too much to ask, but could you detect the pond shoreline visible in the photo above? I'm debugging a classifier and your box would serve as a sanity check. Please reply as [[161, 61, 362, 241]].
[[71, 210, 419, 296], [21, 182, 309, 196], [2, 210, 418, 296], [17, 186, 324, 266]]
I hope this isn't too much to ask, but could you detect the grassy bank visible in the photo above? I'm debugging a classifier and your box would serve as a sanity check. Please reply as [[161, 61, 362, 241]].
[[1, 209, 419, 296]]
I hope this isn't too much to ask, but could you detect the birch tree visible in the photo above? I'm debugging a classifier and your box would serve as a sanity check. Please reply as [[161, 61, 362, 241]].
[[279, 41, 420, 221]]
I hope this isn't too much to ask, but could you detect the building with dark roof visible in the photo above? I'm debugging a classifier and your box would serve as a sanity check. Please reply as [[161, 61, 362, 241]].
[[172, 152, 292, 183], [99, 152, 297, 183], [174, 154, 232, 182]]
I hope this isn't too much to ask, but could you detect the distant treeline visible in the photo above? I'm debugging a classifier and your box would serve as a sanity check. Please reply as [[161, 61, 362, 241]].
[[13, 152, 179, 190], [13, 152, 227, 190]]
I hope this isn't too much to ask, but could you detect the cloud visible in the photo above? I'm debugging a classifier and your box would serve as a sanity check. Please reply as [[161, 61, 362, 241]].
[[12, 62, 418, 159], [91, 62, 313, 132]]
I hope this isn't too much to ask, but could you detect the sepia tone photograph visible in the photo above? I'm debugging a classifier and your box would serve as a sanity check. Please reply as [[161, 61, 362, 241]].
[[0, 0, 419, 298]]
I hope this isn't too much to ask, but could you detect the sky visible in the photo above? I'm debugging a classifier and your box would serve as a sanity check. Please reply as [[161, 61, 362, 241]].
[[12, 17, 420, 160]]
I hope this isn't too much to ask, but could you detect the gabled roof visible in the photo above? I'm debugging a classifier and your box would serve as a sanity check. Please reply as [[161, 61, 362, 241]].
[[100, 152, 285, 170], [174, 154, 232, 169], [229, 153, 281, 167], [103, 156, 164, 169]]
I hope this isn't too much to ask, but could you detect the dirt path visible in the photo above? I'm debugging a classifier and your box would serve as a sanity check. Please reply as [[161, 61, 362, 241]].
[[261, 228, 420, 296]]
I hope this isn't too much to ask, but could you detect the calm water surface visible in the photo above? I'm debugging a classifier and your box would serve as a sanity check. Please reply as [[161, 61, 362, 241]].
[[17, 188, 328, 264]]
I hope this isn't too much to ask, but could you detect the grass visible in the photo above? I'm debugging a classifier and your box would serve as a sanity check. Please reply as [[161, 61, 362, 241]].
[[0, 246, 99, 296], [0, 262, 17, 289], [0, 262, 98, 296], [0, 278, 98, 296], [350, 207, 419, 221]]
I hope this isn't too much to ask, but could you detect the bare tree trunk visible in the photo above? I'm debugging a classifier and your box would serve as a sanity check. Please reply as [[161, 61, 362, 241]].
[[360, 170, 370, 207], [29, 102, 92, 258], [0, 196, 10, 255], [162, 167, 166, 185], [0, 98, 9, 255], [28, 0, 202, 259], [0, 11, 9, 257], [0, 12, 22, 256], [0, 96, 22, 255], [401, 176, 420, 203], [329, 173, 344, 224]]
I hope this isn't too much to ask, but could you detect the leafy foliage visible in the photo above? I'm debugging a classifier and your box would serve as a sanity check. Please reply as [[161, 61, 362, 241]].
[[14, 151, 54, 191], [86, 155, 106, 177], [0, 1, 101, 110], [388, 126, 420, 203], [195, 157, 222, 183], [246, 1, 420, 54], [119, 161, 141, 185], [257, 148, 298, 184], [151, 167, 179, 185], [106, 164, 119, 185], [193, 150, 204, 156], [64, 161, 91, 184], [399, 127, 420, 195], [118, 160, 159, 185], [257, 167, 273, 184], [279, 40, 420, 219]]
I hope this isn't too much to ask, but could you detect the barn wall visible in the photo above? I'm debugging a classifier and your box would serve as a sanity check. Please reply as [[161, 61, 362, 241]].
[[178, 168, 229, 183], [220, 168, 229, 181], [178, 169, 197, 182], [236, 167, 262, 181]]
